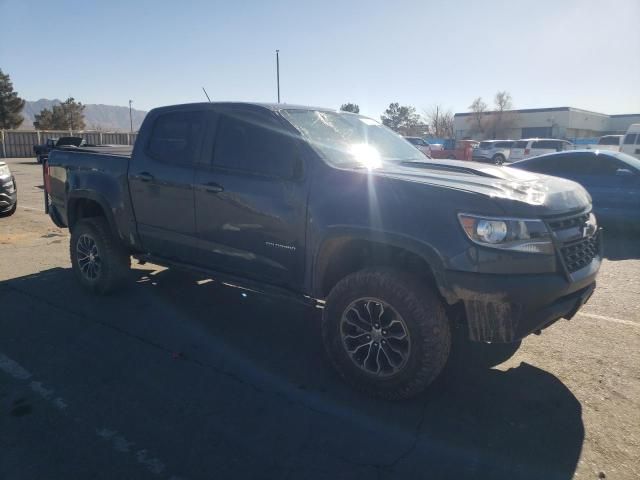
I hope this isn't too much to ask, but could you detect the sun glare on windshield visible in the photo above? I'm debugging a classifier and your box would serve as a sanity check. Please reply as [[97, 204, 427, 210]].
[[349, 143, 382, 169]]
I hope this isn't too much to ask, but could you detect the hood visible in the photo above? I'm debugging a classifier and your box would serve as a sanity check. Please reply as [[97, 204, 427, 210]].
[[368, 159, 591, 215]]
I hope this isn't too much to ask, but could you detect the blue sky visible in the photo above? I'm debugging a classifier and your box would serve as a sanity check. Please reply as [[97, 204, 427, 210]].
[[1, 0, 639, 117]]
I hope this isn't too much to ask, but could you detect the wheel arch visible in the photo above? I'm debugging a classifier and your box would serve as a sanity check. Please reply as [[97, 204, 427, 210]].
[[67, 191, 117, 235], [312, 231, 455, 303]]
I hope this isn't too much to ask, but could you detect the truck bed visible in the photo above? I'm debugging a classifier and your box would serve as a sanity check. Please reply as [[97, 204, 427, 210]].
[[57, 145, 133, 157]]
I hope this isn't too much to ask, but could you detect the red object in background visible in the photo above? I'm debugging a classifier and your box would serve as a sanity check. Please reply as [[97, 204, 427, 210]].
[[429, 139, 478, 161]]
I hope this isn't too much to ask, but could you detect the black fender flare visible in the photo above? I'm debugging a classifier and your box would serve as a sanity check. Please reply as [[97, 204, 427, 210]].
[[310, 227, 456, 303]]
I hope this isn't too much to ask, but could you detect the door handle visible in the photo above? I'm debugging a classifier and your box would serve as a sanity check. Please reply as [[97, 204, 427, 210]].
[[203, 182, 224, 194], [137, 172, 154, 182]]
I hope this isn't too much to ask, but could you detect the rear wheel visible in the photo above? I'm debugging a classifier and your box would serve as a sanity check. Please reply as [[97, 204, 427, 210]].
[[322, 269, 451, 400], [70, 217, 130, 294], [492, 154, 506, 165]]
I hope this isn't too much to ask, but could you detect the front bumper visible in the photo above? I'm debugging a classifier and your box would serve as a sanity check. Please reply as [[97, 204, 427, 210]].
[[445, 250, 600, 343], [0, 176, 17, 212]]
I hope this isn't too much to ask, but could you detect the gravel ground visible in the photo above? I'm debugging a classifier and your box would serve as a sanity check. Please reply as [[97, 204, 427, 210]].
[[1, 157, 638, 479]]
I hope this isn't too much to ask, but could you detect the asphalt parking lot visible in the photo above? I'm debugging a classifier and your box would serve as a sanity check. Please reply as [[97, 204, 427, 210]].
[[1, 157, 639, 480]]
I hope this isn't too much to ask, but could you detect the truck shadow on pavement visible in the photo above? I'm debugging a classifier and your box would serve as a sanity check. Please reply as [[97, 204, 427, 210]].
[[2, 266, 585, 480]]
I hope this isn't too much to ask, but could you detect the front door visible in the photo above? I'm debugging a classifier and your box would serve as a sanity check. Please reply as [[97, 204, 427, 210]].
[[193, 107, 307, 289]]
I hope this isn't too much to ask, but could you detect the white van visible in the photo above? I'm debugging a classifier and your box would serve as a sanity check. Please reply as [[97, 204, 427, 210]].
[[620, 124, 640, 159], [509, 138, 574, 161]]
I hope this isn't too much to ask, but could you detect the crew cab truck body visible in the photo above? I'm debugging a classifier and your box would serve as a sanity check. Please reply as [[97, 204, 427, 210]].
[[45, 102, 601, 399]]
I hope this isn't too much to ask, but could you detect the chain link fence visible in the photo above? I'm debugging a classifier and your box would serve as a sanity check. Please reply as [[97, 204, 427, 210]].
[[0, 130, 138, 158]]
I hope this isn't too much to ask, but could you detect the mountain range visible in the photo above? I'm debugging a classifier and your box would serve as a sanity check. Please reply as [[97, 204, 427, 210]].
[[22, 99, 148, 132]]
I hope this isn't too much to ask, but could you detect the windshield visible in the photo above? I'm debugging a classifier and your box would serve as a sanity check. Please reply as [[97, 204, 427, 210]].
[[281, 109, 424, 167]]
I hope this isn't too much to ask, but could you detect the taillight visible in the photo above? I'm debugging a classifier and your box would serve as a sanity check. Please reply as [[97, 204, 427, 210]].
[[43, 162, 51, 193], [524, 148, 530, 155]]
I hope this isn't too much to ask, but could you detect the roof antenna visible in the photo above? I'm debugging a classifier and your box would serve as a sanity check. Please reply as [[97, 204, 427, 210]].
[[202, 87, 212, 102]]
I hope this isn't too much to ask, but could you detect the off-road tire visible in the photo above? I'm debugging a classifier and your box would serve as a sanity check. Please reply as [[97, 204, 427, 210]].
[[322, 268, 451, 400], [70, 217, 130, 294], [0, 202, 17, 217]]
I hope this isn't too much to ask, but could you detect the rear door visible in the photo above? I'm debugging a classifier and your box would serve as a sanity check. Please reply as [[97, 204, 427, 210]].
[[193, 107, 307, 289], [510, 140, 528, 160], [128, 109, 206, 262], [570, 154, 640, 222]]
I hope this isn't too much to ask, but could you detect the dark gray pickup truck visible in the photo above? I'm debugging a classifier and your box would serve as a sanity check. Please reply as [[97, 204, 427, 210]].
[[44, 102, 601, 399]]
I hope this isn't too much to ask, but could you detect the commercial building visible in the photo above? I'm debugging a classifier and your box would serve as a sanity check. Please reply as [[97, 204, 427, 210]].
[[453, 107, 640, 140]]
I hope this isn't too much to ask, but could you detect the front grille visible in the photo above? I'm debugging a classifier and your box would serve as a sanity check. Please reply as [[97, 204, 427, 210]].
[[561, 234, 599, 273], [548, 213, 589, 231]]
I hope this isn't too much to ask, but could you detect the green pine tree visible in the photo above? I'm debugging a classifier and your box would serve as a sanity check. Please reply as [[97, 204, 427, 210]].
[[0, 69, 26, 129]]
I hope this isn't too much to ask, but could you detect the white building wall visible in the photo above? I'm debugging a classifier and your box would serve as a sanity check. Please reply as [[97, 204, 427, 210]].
[[453, 107, 638, 140]]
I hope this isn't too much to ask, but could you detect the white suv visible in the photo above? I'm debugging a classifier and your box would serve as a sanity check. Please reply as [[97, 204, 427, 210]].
[[509, 138, 574, 161], [472, 140, 513, 165]]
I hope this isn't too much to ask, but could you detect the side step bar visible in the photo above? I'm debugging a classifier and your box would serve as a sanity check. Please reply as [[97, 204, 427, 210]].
[[133, 254, 326, 310]]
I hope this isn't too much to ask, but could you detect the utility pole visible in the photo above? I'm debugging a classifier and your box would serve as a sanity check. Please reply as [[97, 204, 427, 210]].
[[129, 100, 134, 133], [276, 49, 280, 103]]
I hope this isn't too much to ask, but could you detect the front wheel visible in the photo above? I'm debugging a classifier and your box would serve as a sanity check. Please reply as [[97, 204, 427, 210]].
[[322, 269, 451, 400], [0, 202, 17, 217], [70, 217, 130, 294]]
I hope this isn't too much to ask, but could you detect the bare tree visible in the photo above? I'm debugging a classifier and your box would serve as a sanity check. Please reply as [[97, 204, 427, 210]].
[[424, 105, 454, 138], [467, 97, 487, 136], [494, 91, 512, 111], [487, 91, 515, 139]]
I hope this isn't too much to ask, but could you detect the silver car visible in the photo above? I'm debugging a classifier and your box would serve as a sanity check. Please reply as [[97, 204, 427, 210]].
[[472, 140, 514, 165]]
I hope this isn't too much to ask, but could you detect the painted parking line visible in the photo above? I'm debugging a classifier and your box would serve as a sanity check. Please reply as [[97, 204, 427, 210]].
[[577, 311, 639, 328], [0, 351, 184, 480]]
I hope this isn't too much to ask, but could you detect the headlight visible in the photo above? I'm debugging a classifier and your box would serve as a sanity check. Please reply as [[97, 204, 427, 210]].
[[458, 213, 554, 254], [0, 164, 10, 178]]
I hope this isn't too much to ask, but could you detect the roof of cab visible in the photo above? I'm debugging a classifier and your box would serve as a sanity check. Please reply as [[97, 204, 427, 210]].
[[149, 102, 339, 114]]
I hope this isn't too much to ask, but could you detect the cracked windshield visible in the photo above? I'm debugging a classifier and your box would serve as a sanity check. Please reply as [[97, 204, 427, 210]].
[[0, 0, 638, 479]]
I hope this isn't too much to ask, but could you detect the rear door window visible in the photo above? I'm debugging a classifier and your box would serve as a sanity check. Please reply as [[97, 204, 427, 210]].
[[495, 141, 513, 148], [513, 141, 528, 149], [147, 110, 206, 165], [623, 133, 637, 145]]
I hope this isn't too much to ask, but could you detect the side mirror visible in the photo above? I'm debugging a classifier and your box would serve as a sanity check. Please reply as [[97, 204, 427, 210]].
[[616, 168, 635, 177]]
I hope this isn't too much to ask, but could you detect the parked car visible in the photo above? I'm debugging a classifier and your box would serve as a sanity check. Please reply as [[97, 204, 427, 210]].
[[0, 161, 17, 217], [44, 102, 600, 400], [621, 124, 640, 159], [509, 138, 574, 161], [511, 150, 640, 228], [404, 136, 431, 156], [472, 140, 514, 165], [596, 135, 623, 152], [34, 136, 85, 164], [430, 139, 478, 160]]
